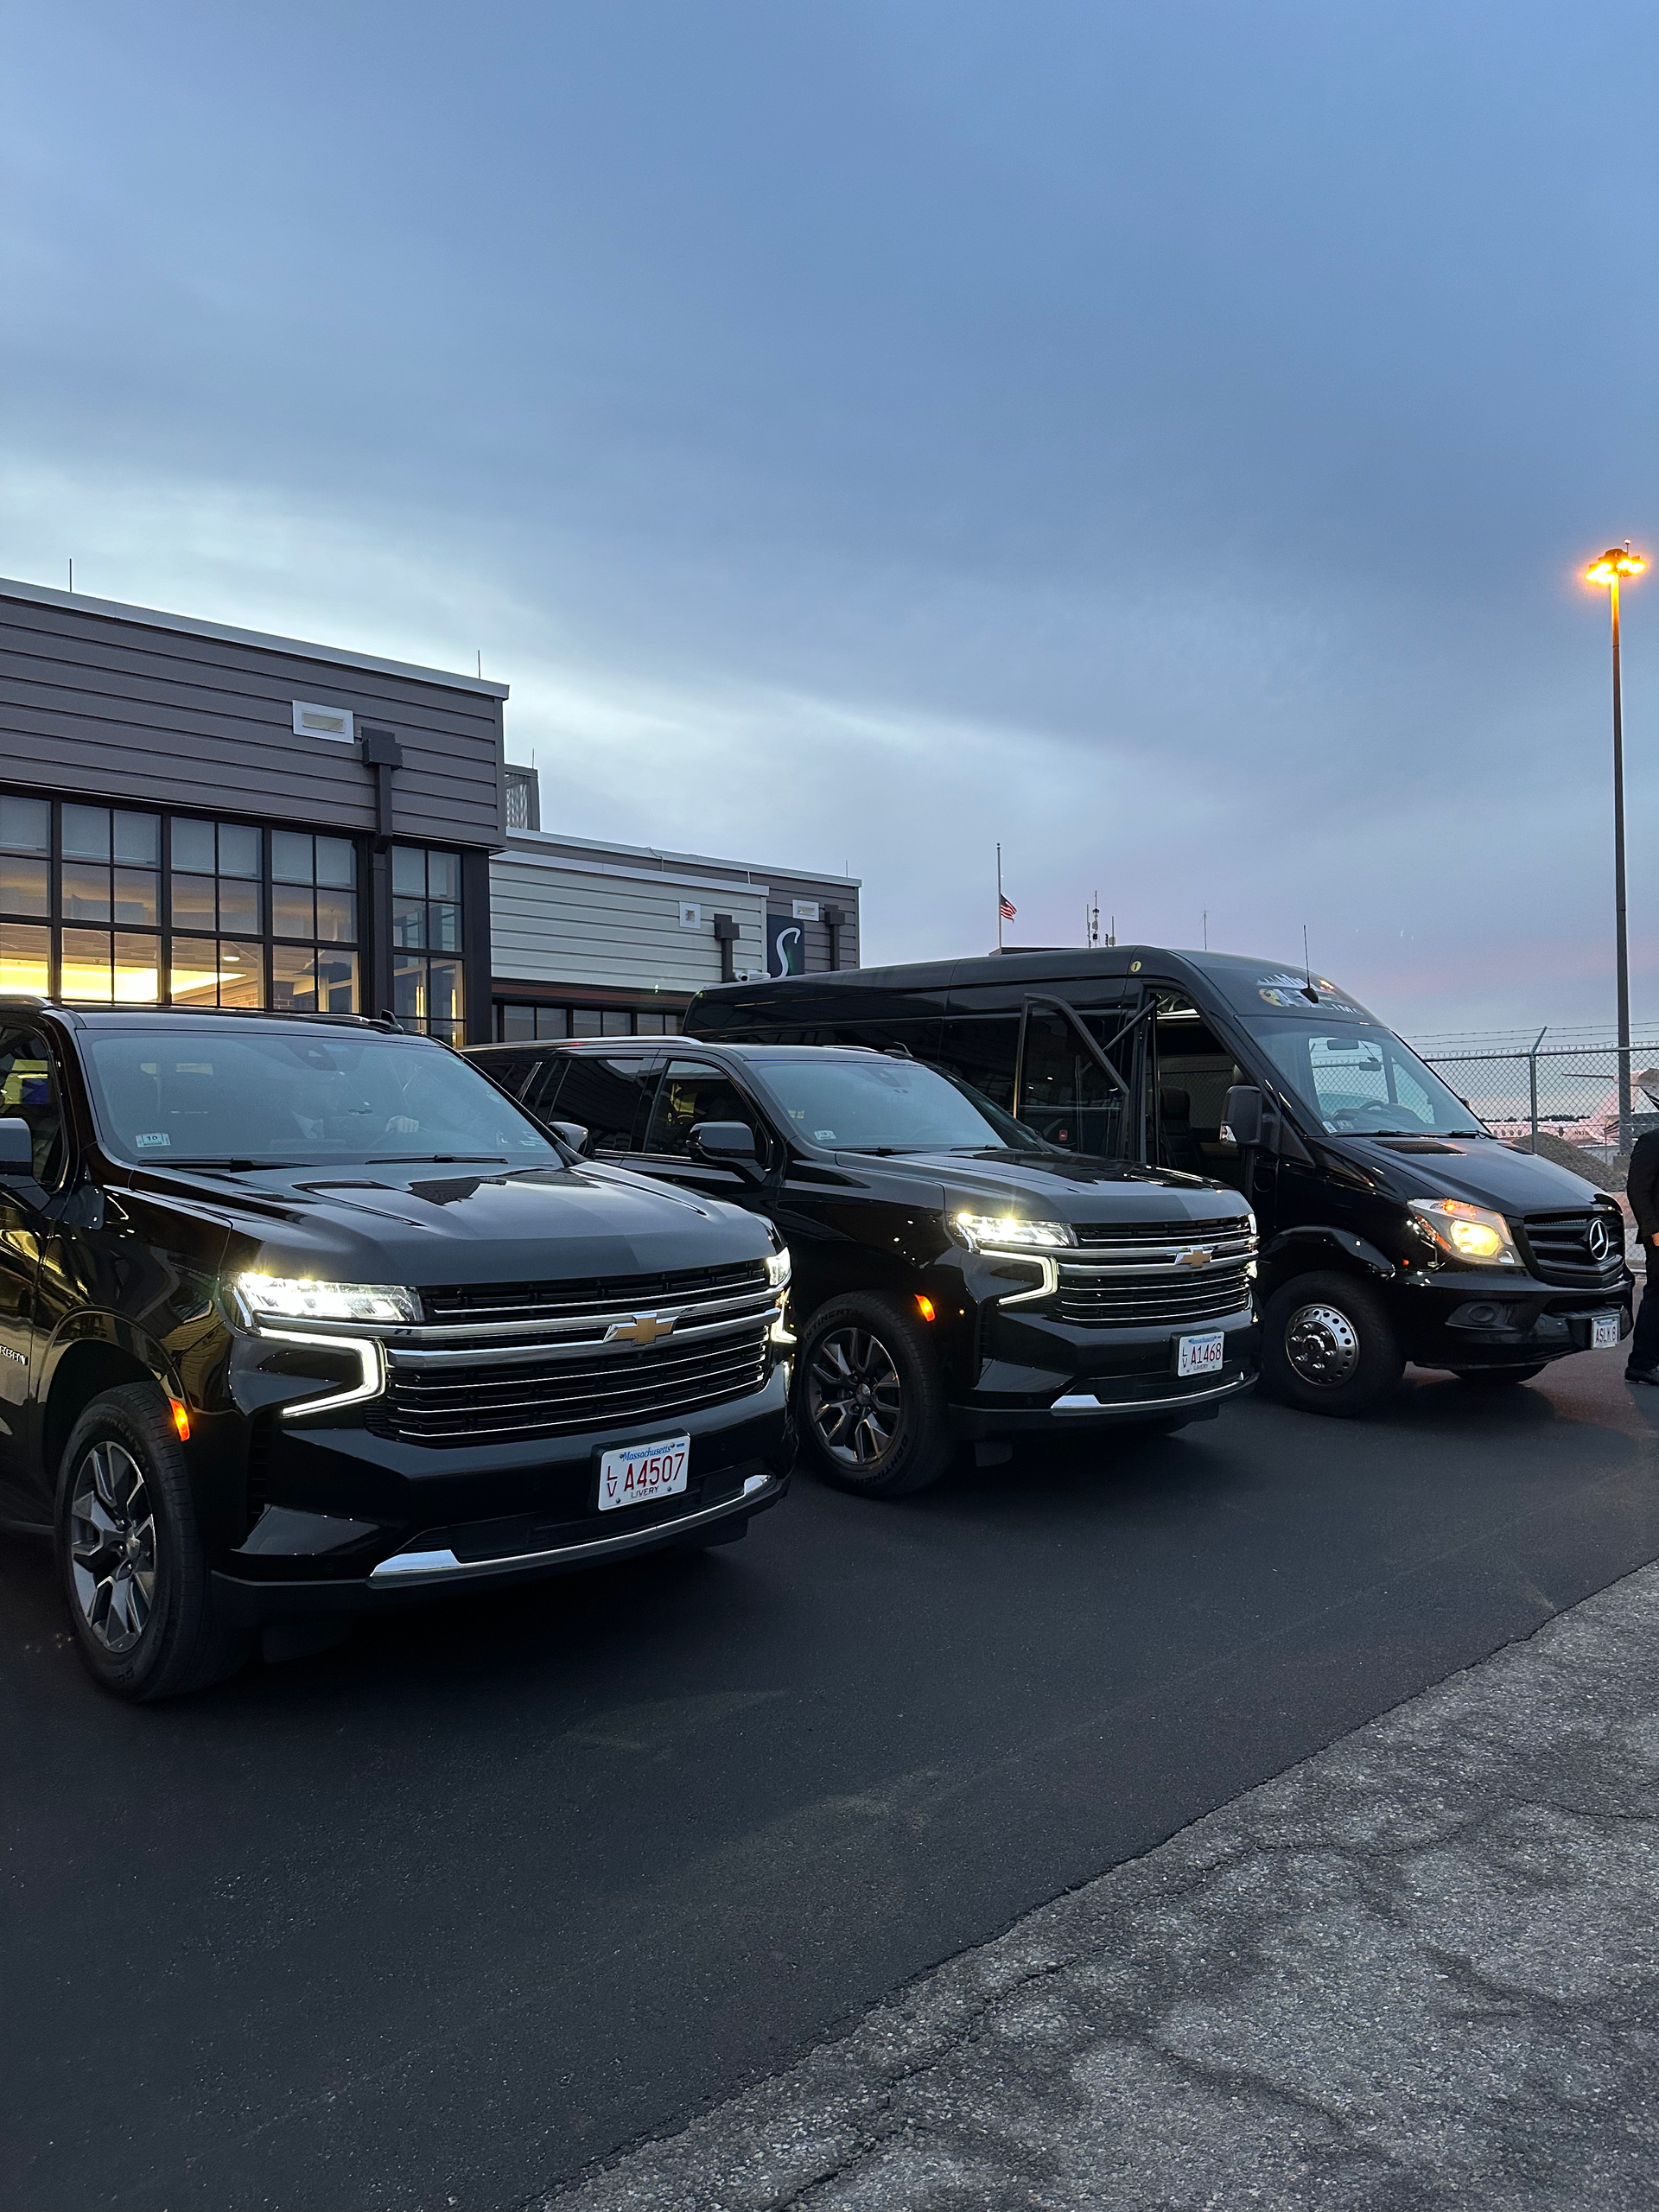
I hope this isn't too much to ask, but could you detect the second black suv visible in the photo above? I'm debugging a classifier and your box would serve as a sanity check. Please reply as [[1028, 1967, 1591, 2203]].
[[468, 1038, 1261, 1496], [0, 1004, 791, 1701]]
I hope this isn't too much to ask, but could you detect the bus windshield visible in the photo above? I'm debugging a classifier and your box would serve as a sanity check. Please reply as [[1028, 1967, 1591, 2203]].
[[1246, 1020, 1484, 1138]]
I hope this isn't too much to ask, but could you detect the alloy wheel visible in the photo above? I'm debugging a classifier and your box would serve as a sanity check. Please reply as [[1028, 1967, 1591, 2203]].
[[808, 1326, 904, 1467], [1283, 1301, 1362, 1389], [68, 1441, 157, 1656]]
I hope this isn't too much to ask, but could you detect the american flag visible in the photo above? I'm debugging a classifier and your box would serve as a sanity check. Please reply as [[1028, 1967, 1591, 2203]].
[[999, 893, 1017, 921]]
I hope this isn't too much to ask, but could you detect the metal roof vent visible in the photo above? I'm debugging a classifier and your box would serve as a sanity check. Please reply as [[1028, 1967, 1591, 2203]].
[[292, 701, 354, 741]]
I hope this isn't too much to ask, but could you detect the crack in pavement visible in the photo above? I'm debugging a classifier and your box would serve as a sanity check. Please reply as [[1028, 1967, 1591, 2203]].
[[531, 1560, 1659, 2212]]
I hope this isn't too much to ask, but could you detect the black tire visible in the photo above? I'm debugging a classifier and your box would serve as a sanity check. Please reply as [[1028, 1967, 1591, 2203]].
[[797, 1293, 954, 1497], [1262, 1271, 1404, 1418], [1450, 1364, 1546, 1386], [54, 1383, 251, 1702]]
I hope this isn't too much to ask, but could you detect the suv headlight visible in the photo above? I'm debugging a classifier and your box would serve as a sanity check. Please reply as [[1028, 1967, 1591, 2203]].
[[237, 1273, 420, 1324], [1408, 1199, 1520, 1268], [951, 1211, 1077, 1252], [766, 1246, 791, 1290]]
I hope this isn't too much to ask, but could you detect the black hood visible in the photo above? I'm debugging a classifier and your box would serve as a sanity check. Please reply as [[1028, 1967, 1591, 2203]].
[[128, 1156, 773, 1288], [1340, 1135, 1610, 1215], [835, 1147, 1251, 1230]]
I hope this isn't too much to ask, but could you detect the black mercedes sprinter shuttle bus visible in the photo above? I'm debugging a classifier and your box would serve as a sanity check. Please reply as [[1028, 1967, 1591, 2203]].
[[683, 948, 1633, 1417], [0, 1003, 791, 1701]]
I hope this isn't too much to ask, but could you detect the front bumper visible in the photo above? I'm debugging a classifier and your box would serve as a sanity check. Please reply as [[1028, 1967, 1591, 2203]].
[[210, 1366, 791, 1624], [1396, 1268, 1634, 1368], [949, 1303, 1261, 1436]]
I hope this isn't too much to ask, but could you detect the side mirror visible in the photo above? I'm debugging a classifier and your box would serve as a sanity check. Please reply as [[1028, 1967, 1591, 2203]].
[[1220, 1086, 1264, 1148], [0, 1118, 34, 1177], [689, 1120, 761, 1177], [550, 1120, 592, 1156]]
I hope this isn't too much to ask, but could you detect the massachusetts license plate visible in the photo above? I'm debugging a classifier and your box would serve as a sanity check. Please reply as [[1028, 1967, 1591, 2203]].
[[597, 1434, 690, 1512], [1592, 1313, 1620, 1351], [1178, 1331, 1226, 1379]]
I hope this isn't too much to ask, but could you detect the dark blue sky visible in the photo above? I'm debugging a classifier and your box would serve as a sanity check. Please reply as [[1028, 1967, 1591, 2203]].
[[3, 2, 1656, 1035]]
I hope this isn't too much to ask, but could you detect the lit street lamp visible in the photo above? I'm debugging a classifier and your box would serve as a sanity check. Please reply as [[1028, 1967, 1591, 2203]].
[[1585, 543, 1648, 1153]]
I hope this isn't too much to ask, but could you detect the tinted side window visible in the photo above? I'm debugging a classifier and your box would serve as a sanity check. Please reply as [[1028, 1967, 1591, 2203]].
[[1020, 1009, 1126, 1157], [933, 1016, 1019, 1118], [644, 1062, 765, 1159], [542, 1056, 657, 1153], [519, 1056, 570, 1119], [0, 1029, 67, 1185], [474, 1052, 534, 1100]]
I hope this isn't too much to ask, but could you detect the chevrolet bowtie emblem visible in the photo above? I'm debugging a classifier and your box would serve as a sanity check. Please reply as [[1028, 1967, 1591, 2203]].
[[1178, 1247, 1213, 1268], [607, 1311, 675, 1345]]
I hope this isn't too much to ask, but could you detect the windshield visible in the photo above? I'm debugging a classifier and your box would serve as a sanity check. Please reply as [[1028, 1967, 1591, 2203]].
[[1249, 1020, 1484, 1137], [81, 1028, 561, 1167], [751, 1055, 1046, 1153]]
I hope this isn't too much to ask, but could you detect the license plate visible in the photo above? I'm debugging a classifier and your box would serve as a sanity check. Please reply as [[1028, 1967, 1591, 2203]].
[[1592, 1313, 1620, 1351], [1178, 1331, 1226, 1378], [596, 1434, 690, 1512]]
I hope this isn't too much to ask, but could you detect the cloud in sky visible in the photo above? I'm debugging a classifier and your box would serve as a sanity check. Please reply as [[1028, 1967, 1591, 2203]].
[[3, 0, 1656, 1038]]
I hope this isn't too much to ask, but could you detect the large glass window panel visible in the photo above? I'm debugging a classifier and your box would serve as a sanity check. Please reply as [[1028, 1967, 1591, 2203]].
[[62, 806, 110, 861], [391, 847, 426, 896], [426, 960, 463, 1036], [600, 1010, 630, 1036], [217, 941, 263, 1007], [218, 823, 261, 878], [61, 863, 111, 923], [0, 797, 50, 855], [216, 879, 262, 935], [112, 813, 160, 867], [270, 831, 313, 883], [271, 884, 315, 939], [168, 938, 220, 1008], [315, 836, 355, 887], [535, 1007, 569, 1039], [61, 928, 114, 1001], [111, 868, 159, 928], [169, 873, 216, 931], [113, 934, 162, 1005], [315, 949, 359, 1014], [392, 954, 428, 1027], [171, 818, 216, 873], [0, 855, 48, 916], [501, 1006, 535, 1041], [273, 944, 356, 1015], [314, 889, 356, 943], [427, 902, 460, 951], [572, 1008, 602, 1037], [392, 898, 425, 949], [427, 852, 459, 901], [0, 922, 48, 994]]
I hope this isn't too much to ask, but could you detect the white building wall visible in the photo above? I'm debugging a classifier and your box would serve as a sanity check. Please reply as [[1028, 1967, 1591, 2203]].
[[490, 848, 769, 993]]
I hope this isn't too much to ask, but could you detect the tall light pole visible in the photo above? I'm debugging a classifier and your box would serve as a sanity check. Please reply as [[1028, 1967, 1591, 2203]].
[[1586, 544, 1648, 1153]]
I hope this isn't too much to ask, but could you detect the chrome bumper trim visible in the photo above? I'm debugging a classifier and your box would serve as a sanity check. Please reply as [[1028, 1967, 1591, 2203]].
[[1049, 1376, 1250, 1414], [368, 1471, 776, 1586]]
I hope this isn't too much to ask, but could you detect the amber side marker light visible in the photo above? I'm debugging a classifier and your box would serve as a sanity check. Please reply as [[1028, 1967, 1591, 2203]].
[[168, 1397, 191, 1443], [916, 1294, 937, 1322]]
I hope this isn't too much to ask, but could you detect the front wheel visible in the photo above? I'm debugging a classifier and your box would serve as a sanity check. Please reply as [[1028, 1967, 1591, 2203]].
[[54, 1383, 251, 1702], [1262, 1271, 1403, 1417], [797, 1294, 954, 1497]]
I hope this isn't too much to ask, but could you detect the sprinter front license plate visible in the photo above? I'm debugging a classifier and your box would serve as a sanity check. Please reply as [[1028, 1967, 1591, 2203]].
[[1177, 1332, 1225, 1378], [597, 1434, 690, 1512], [1592, 1312, 1620, 1351]]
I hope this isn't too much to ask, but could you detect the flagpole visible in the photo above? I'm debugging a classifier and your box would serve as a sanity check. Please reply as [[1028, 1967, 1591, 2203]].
[[996, 843, 1003, 951]]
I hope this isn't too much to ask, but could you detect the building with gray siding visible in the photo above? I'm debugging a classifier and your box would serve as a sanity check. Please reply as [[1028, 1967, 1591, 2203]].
[[0, 580, 505, 1041], [488, 806, 861, 1039]]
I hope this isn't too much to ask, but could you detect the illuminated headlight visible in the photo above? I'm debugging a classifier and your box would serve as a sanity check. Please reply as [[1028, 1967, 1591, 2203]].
[[237, 1273, 420, 1324], [952, 1211, 1077, 1252], [766, 1246, 792, 1290], [1408, 1200, 1520, 1268]]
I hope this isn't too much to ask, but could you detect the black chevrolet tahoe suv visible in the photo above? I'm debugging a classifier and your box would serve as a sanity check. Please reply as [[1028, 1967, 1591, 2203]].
[[0, 1003, 791, 1701], [467, 1036, 1261, 1497]]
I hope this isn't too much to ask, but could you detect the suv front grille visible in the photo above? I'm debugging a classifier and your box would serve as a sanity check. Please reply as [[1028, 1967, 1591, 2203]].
[[1058, 1218, 1256, 1329], [1517, 1210, 1626, 1289], [369, 1263, 779, 1446]]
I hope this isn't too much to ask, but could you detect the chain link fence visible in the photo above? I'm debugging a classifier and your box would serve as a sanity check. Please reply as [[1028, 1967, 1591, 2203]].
[[1413, 1032, 1659, 1192]]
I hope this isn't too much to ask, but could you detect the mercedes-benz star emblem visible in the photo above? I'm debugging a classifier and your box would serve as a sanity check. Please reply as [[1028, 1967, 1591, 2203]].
[[1586, 1218, 1611, 1262]]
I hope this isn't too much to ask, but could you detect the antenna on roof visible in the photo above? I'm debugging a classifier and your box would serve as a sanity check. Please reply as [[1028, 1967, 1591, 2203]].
[[1301, 925, 1319, 1002], [476, 650, 482, 678], [1203, 908, 1208, 950], [68, 558, 73, 593]]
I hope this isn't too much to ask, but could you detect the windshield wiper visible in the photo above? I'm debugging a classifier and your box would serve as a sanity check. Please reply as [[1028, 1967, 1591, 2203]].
[[366, 1154, 512, 1164], [154, 1157, 302, 1170]]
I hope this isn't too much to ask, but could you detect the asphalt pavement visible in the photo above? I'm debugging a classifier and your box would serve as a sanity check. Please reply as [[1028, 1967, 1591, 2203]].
[[5, 1344, 1659, 2212]]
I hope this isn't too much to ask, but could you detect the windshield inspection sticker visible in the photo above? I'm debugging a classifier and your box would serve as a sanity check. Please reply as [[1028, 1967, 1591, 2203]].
[[1255, 971, 1368, 1016], [815, 1128, 837, 1141], [134, 1132, 171, 1148]]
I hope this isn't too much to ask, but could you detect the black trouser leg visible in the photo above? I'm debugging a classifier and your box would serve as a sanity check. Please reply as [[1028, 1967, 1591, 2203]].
[[1628, 1262, 1659, 1372]]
